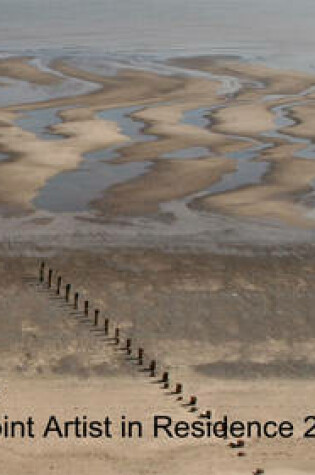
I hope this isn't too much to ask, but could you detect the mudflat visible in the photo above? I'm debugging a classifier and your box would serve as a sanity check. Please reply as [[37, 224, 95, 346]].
[[1, 53, 315, 475]]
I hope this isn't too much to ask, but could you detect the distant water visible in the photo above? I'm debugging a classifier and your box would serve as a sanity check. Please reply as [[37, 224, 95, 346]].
[[1, 0, 315, 72]]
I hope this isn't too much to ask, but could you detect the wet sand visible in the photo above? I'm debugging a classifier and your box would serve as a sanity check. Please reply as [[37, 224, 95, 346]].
[[93, 157, 235, 216], [1, 56, 315, 227]]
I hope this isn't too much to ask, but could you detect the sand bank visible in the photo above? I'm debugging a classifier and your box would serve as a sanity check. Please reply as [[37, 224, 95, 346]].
[[211, 102, 276, 137], [0, 56, 62, 85]]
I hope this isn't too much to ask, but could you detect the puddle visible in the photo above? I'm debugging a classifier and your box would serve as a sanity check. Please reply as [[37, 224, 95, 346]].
[[0, 152, 9, 162], [15, 107, 65, 141], [204, 145, 271, 196], [34, 160, 150, 212], [162, 147, 210, 159], [181, 107, 213, 128]]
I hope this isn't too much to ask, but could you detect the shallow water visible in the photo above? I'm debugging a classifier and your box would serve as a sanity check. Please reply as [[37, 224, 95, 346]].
[[85, 105, 156, 160], [204, 144, 271, 196], [34, 161, 150, 212], [12, 77, 315, 215], [15, 107, 65, 140], [179, 104, 273, 194], [34, 104, 155, 212], [263, 102, 315, 158], [0, 153, 8, 162], [181, 107, 213, 129], [162, 147, 210, 160], [0, 57, 99, 107]]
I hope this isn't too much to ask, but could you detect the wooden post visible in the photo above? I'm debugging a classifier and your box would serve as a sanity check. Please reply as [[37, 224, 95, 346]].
[[65, 284, 71, 302], [104, 318, 109, 336], [138, 348, 144, 365], [39, 262, 45, 283], [94, 309, 100, 326], [162, 371, 169, 388], [149, 360, 156, 377], [84, 300, 89, 317], [48, 269, 53, 289], [74, 292, 79, 310], [56, 276, 62, 295], [114, 328, 120, 345], [175, 383, 182, 395], [189, 396, 197, 406], [126, 338, 132, 355]]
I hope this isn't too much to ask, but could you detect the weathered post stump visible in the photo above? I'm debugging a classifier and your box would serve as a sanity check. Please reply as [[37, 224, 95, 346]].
[[175, 383, 182, 395], [162, 371, 169, 389], [138, 348, 144, 365], [56, 276, 62, 295], [48, 269, 53, 289], [149, 360, 156, 377], [104, 318, 109, 336], [39, 262, 45, 283], [74, 292, 79, 310], [65, 284, 71, 302], [126, 338, 132, 355], [94, 309, 100, 326]]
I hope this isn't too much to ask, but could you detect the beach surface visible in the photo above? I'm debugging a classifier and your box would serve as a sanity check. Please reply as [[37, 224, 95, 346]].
[[1, 52, 315, 474]]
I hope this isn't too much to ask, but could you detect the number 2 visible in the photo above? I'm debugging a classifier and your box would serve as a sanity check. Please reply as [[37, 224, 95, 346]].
[[304, 416, 315, 438]]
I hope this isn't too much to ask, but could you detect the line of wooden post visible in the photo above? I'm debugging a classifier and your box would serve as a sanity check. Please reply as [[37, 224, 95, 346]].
[[38, 262, 193, 415]]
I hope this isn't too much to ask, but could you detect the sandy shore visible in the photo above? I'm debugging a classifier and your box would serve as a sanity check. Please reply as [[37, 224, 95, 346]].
[[2, 50, 315, 475], [1, 250, 315, 474]]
